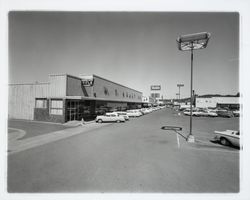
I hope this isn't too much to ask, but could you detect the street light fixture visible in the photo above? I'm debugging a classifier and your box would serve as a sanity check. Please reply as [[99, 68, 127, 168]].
[[176, 32, 211, 142]]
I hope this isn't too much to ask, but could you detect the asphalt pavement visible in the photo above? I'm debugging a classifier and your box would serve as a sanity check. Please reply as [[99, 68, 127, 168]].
[[7, 108, 239, 193]]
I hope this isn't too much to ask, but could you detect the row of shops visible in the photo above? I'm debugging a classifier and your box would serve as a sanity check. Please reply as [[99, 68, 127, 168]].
[[173, 96, 240, 110], [9, 74, 143, 123], [195, 96, 240, 110]]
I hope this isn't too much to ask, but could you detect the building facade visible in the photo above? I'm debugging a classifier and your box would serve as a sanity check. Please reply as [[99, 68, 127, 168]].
[[196, 97, 240, 109], [9, 74, 143, 123], [142, 96, 155, 107]]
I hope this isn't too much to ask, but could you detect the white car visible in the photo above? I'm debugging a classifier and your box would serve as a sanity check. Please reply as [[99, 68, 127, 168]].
[[214, 130, 240, 147], [140, 108, 152, 114], [126, 110, 142, 117], [96, 113, 125, 123], [183, 108, 200, 116], [112, 111, 129, 120], [198, 109, 218, 117], [232, 110, 240, 117]]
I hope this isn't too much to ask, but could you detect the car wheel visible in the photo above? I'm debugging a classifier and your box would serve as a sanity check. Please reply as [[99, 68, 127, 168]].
[[116, 120, 121, 123], [220, 137, 230, 146], [98, 119, 103, 123]]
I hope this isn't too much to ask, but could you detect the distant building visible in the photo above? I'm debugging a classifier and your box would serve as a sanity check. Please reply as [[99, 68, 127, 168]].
[[9, 74, 143, 123], [142, 96, 155, 107], [196, 97, 240, 109]]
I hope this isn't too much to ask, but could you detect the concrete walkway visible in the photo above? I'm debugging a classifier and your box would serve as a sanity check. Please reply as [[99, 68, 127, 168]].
[[8, 122, 110, 155]]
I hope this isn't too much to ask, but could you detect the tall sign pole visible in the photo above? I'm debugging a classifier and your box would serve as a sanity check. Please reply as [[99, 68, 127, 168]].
[[189, 45, 194, 141], [177, 84, 184, 104]]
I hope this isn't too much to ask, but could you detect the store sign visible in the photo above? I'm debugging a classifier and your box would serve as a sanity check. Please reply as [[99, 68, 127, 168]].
[[151, 85, 161, 91], [80, 75, 94, 86]]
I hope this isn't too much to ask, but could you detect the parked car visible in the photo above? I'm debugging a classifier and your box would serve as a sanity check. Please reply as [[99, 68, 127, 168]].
[[179, 105, 192, 111], [232, 110, 240, 117], [126, 110, 142, 117], [96, 113, 125, 123], [136, 109, 145, 115], [217, 110, 234, 118], [214, 130, 240, 147], [140, 108, 152, 114], [112, 111, 129, 120], [198, 109, 218, 117], [183, 108, 200, 116]]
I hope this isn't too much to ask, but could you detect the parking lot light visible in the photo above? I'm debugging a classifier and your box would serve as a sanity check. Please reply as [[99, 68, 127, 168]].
[[176, 32, 211, 143], [176, 32, 211, 51]]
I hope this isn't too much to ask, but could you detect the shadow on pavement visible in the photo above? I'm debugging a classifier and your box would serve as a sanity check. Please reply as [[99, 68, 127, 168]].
[[161, 126, 240, 152], [210, 140, 241, 150]]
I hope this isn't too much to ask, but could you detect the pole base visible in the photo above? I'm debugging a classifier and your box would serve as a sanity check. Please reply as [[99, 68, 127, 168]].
[[187, 135, 195, 143]]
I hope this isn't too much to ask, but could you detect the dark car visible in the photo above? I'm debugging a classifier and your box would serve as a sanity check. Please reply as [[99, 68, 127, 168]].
[[217, 110, 234, 118]]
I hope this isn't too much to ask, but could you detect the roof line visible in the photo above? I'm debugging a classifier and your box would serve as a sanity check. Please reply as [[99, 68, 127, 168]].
[[93, 74, 142, 94], [9, 82, 49, 86]]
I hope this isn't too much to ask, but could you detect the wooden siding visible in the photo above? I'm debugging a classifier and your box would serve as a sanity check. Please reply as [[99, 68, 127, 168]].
[[49, 74, 67, 97], [8, 83, 49, 120]]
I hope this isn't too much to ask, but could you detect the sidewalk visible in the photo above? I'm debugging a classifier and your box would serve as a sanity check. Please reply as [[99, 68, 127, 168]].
[[8, 122, 111, 155]]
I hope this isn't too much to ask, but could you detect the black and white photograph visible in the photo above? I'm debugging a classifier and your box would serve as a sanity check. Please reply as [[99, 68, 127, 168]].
[[1, 0, 250, 200]]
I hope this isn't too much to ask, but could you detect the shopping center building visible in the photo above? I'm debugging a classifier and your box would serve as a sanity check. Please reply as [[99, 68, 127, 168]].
[[8, 74, 143, 123], [195, 96, 240, 109]]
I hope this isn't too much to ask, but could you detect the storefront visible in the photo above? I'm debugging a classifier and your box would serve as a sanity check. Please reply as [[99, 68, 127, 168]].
[[196, 97, 239, 109], [9, 74, 143, 123]]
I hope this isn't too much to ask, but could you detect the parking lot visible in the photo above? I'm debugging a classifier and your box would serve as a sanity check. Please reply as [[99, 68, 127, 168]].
[[8, 107, 240, 193], [8, 119, 70, 140], [167, 108, 239, 144]]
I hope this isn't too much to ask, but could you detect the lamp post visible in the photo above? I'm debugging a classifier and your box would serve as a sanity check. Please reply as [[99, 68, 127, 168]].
[[176, 93, 179, 102], [177, 84, 184, 105], [176, 32, 211, 142]]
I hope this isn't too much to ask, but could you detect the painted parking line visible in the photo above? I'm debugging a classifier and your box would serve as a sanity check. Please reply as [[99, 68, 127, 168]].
[[176, 132, 180, 148]]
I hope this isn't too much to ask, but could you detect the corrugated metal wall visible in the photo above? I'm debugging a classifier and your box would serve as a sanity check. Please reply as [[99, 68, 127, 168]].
[[49, 74, 67, 97], [8, 83, 49, 120]]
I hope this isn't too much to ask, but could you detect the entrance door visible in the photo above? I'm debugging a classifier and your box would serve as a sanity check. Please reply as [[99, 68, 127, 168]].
[[66, 100, 95, 122]]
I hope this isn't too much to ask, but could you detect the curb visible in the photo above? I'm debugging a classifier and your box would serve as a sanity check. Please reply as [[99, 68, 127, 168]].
[[63, 120, 96, 127], [8, 123, 108, 155]]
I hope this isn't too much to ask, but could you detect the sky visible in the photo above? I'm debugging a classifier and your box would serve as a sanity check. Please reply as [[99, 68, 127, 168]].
[[9, 12, 239, 99]]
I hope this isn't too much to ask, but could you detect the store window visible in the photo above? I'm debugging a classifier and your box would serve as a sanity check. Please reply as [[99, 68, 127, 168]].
[[115, 89, 118, 96], [35, 98, 47, 108], [104, 87, 109, 96], [50, 99, 63, 115]]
